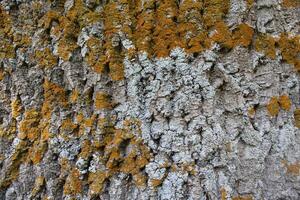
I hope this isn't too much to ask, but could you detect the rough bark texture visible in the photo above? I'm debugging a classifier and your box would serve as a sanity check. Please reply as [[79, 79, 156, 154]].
[[0, 0, 300, 200]]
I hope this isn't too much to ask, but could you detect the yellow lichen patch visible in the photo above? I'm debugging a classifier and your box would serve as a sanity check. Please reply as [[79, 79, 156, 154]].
[[40, 124, 50, 142], [266, 97, 280, 117], [211, 21, 234, 49], [246, 0, 254, 8], [248, 106, 256, 118], [151, 178, 164, 187], [60, 158, 71, 172], [182, 164, 197, 175], [170, 163, 197, 175], [30, 176, 45, 198], [70, 89, 79, 103], [88, 171, 108, 196], [203, 0, 230, 28], [278, 94, 292, 111], [75, 112, 84, 124], [28, 142, 47, 165], [79, 140, 92, 159], [0, 68, 4, 81], [177, 0, 212, 54], [94, 92, 112, 110], [57, 38, 79, 61], [220, 187, 227, 200], [13, 33, 32, 48], [134, 0, 155, 55], [60, 118, 78, 134], [85, 37, 106, 74], [0, 120, 17, 140], [102, 1, 127, 80], [88, 118, 152, 194], [133, 173, 147, 187], [232, 23, 254, 47], [294, 108, 300, 128], [35, 48, 58, 68], [18, 109, 41, 141], [254, 34, 276, 59], [232, 195, 253, 200], [152, 0, 181, 57], [278, 33, 300, 70], [63, 168, 83, 195], [0, 6, 15, 59], [11, 97, 22, 119], [282, 0, 300, 8], [186, 32, 212, 54], [109, 62, 125, 81], [0, 140, 28, 189], [42, 79, 68, 119], [39, 10, 60, 29], [282, 160, 300, 175], [40, 5, 82, 61]]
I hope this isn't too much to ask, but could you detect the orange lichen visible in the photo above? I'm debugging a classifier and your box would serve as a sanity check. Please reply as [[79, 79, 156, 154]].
[[87, 118, 151, 194], [133, 0, 155, 55], [248, 106, 256, 117], [79, 140, 92, 159], [220, 187, 227, 200], [203, 0, 230, 28], [0, 6, 15, 59], [30, 176, 45, 198], [0, 68, 4, 81], [70, 89, 79, 103], [0, 120, 17, 140], [232, 195, 253, 200], [294, 108, 300, 128], [40, 4, 82, 61], [278, 94, 292, 111], [19, 109, 41, 141], [11, 97, 22, 119], [278, 33, 300, 70], [254, 34, 276, 59], [266, 97, 280, 117], [63, 168, 83, 195], [246, 0, 254, 8], [211, 21, 234, 49], [28, 141, 48, 165], [282, 160, 300, 175], [152, 0, 181, 57], [39, 10, 60, 29], [35, 48, 58, 68], [0, 140, 28, 189], [151, 178, 164, 187], [102, 2, 127, 80], [232, 23, 254, 47], [13, 33, 32, 48], [88, 171, 108, 195], [40, 125, 50, 142], [282, 0, 300, 8], [94, 92, 112, 110], [85, 37, 106, 74], [42, 79, 68, 119], [35, 0, 246, 81], [60, 118, 78, 135]]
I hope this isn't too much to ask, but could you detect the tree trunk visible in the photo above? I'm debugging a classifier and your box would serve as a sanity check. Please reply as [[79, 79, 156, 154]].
[[0, 0, 299, 199]]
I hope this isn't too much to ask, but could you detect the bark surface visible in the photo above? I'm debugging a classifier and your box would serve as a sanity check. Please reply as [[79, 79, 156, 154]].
[[0, 0, 300, 200]]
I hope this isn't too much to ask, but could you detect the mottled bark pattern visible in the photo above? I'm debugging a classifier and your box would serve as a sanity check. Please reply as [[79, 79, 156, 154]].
[[0, 0, 299, 200]]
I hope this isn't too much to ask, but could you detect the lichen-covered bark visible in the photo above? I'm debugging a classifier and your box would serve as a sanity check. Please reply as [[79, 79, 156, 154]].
[[0, 0, 300, 200]]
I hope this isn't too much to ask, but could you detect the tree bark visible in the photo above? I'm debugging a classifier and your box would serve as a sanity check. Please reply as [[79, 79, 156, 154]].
[[0, 0, 299, 199]]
